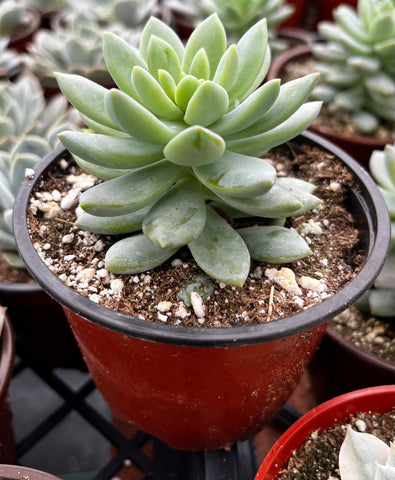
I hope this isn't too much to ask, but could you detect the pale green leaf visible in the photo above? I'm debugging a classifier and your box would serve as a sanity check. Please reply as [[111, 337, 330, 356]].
[[239, 225, 312, 263], [59, 131, 164, 169], [158, 69, 177, 102], [143, 177, 206, 248], [212, 44, 239, 91], [10, 152, 41, 195], [146, 35, 182, 82], [164, 125, 225, 166], [189, 48, 210, 80], [105, 233, 179, 274], [174, 75, 200, 111], [189, 206, 250, 287], [184, 81, 229, 126], [73, 156, 132, 180], [193, 151, 276, 198], [79, 160, 185, 216], [140, 16, 184, 64]]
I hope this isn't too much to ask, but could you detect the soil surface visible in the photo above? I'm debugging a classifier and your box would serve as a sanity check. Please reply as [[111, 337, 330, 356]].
[[24, 140, 366, 328], [277, 409, 395, 479]]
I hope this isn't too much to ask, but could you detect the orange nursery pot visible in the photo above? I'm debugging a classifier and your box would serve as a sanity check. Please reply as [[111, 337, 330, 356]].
[[12, 131, 390, 451]]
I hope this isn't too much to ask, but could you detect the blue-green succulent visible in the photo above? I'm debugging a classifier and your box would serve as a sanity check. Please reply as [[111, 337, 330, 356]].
[[56, 14, 322, 287]]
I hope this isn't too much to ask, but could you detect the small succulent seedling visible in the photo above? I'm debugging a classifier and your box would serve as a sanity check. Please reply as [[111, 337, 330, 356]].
[[338, 426, 395, 480], [0, 74, 79, 267], [312, 0, 395, 135], [56, 14, 322, 287]]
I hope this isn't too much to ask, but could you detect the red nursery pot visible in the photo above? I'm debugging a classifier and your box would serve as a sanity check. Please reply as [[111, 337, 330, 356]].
[[0, 312, 16, 463], [267, 44, 395, 170], [254, 384, 395, 480], [12, 131, 390, 451]]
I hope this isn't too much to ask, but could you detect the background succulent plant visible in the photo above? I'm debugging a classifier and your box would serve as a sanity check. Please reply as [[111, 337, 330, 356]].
[[0, 74, 79, 267], [0, 0, 33, 37], [0, 37, 22, 79], [339, 426, 395, 479], [56, 14, 322, 287], [22, 0, 67, 15], [312, 0, 395, 135], [357, 142, 395, 315]]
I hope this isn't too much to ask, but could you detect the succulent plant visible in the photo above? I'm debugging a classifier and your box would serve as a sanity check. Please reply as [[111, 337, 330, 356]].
[[0, 0, 33, 37], [22, 0, 67, 14], [0, 74, 79, 267], [355, 142, 395, 316], [312, 0, 395, 135], [0, 37, 22, 78], [56, 14, 322, 287], [339, 426, 395, 480]]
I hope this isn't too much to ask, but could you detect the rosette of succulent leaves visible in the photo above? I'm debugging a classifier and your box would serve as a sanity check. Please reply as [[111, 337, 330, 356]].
[[338, 426, 395, 480], [311, 0, 395, 136], [56, 14, 322, 287], [356, 142, 395, 316], [0, 74, 79, 267], [23, 11, 140, 89], [0, 0, 33, 37]]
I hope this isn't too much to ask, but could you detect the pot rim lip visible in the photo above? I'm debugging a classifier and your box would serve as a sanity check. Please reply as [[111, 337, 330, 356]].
[[0, 464, 62, 480], [268, 43, 395, 146], [13, 130, 390, 347], [254, 384, 395, 479]]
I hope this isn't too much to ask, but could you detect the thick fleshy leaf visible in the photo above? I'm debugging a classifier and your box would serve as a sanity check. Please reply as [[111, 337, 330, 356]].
[[105, 233, 179, 274], [143, 177, 206, 248], [239, 226, 312, 263], [105, 89, 182, 144], [78, 114, 130, 138], [0, 173, 14, 210], [146, 35, 182, 83], [131, 66, 183, 120], [370, 149, 395, 192], [79, 160, 186, 216], [217, 184, 303, 217], [332, 5, 370, 43], [226, 101, 322, 156], [76, 206, 150, 235], [59, 131, 164, 169], [174, 75, 200, 111], [212, 44, 239, 91], [189, 48, 211, 80], [74, 156, 133, 181], [378, 187, 395, 218], [164, 126, 225, 166], [55, 73, 121, 131], [275, 177, 321, 214], [1, 251, 24, 268], [103, 32, 145, 98], [10, 152, 41, 195], [189, 206, 250, 287], [139, 16, 184, 64], [370, 13, 395, 43], [229, 73, 320, 138], [158, 69, 177, 101], [184, 81, 229, 126], [227, 19, 269, 104], [368, 289, 395, 316], [211, 79, 281, 136], [0, 228, 15, 251], [193, 151, 276, 198], [182, 14, 227, 79]]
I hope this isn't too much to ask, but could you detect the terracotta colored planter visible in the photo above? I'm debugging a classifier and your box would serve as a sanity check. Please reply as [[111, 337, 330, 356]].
[[267, 44, 394, 170], [0, 312, 16, 463], [254, 384, 395, 479], [0, 465, 63, 480], [12, 131, 390, 451], [0, 281, 85, 370]]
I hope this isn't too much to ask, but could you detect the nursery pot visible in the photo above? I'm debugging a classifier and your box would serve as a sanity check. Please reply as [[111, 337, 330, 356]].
[[254, 384, 395, 479], [0, 465, 63, 480], [0, 312, 16, 463], [0, 281, 85, 370], [267, 44, 395, 170], [12, 131, 390, 451]]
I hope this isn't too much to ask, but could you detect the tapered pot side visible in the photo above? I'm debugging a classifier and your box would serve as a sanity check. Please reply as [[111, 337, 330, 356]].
[[254, 385, 395, 480], [12, 131, 390, 451], [267, 44, 395, 170], [0, 314, 16, 463]]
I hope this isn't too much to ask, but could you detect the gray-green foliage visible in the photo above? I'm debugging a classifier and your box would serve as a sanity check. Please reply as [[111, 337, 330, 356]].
[[0, 74, 79, 267], [312, 0, 395, 135], [0, 0, 32, 37], [56, 14, 322, 287], [0, 37, 22, 77], [22, 0, 67, 14], [361, 142, 395, 316]]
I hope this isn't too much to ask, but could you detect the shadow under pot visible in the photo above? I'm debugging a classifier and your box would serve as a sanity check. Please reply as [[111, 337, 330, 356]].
[[12, 131, 390, 451]]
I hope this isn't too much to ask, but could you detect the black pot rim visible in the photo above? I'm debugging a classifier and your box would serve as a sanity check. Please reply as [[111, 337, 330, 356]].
[[12, 131, 391, 347]]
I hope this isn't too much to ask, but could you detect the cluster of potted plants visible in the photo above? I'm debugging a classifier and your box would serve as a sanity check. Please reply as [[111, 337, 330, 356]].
[[0, 0, 393, 477]]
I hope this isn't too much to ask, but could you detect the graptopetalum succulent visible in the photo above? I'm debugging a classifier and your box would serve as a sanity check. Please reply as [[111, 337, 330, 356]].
[[312, 0, 395, 135], [0, 74, 79, 267], [356, 142, 395, 315], [339, 426, 395, 480], [56, 14, 322, 287]]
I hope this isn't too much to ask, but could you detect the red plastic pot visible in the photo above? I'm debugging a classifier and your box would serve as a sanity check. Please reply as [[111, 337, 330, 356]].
[[0, 311, 16, 463], [254, 384, 395, 479], [13, 131, 390, 451], [267, 44, 394, 170]]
